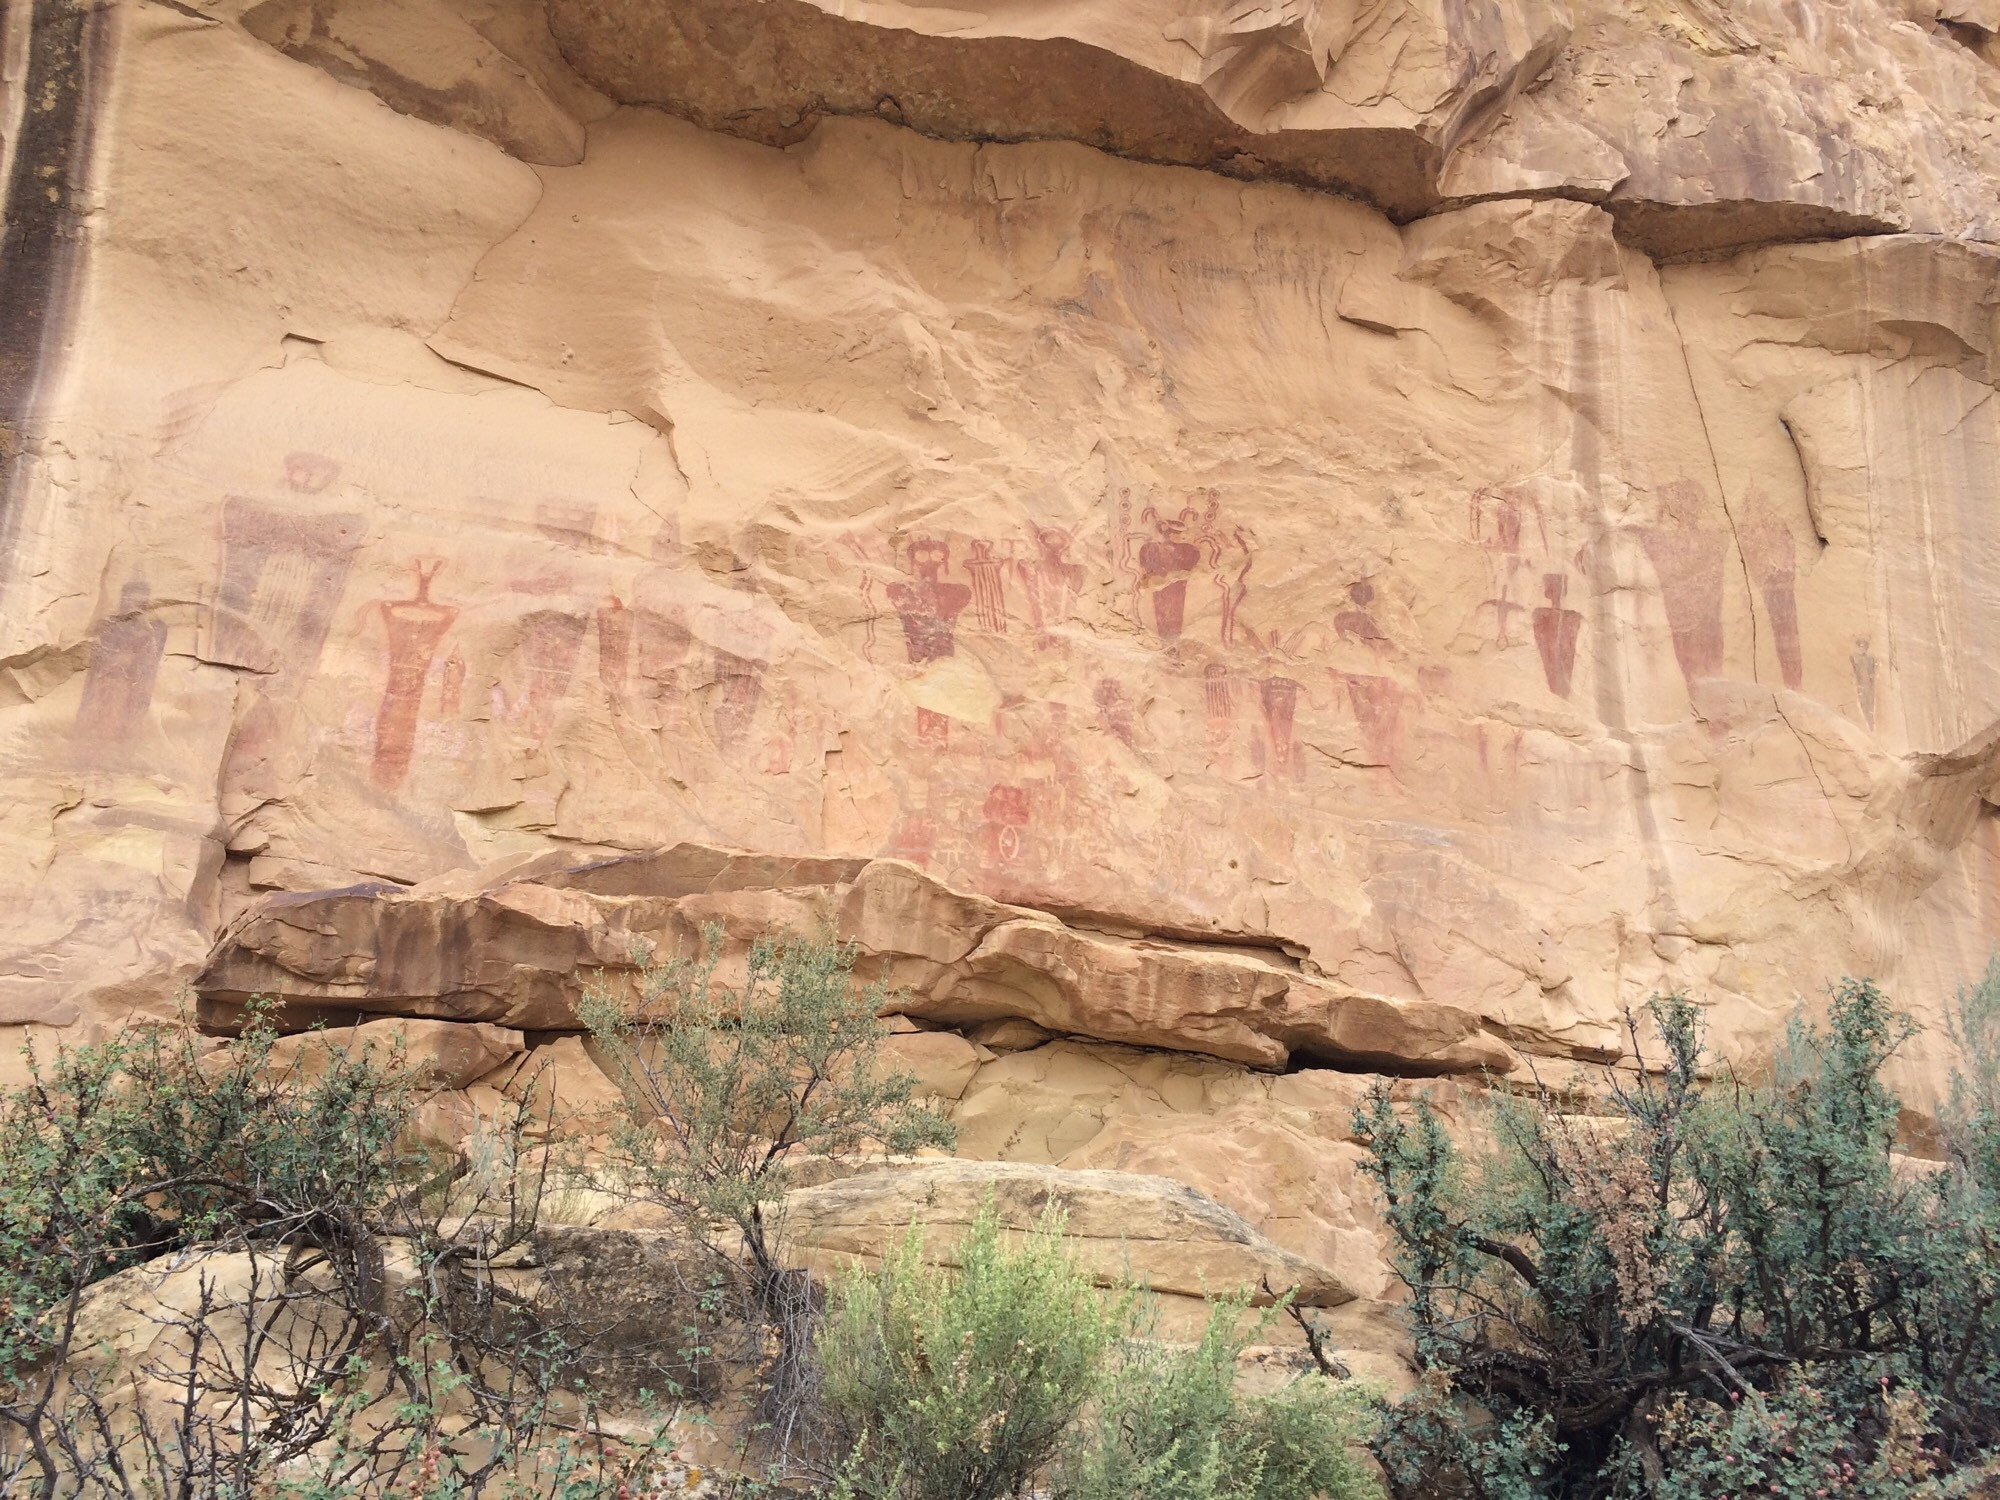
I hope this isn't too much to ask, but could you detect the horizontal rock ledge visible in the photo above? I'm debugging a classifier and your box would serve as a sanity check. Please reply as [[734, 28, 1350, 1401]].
[[196, 842, 1520, 1078]]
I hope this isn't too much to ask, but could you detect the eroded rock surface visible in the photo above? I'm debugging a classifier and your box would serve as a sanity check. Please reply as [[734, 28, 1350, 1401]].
[[5, 0, 2000, 1388], [3, 3, 1996, 1104]]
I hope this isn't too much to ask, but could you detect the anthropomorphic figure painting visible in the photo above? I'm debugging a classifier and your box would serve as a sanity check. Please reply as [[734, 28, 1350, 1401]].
[[1334, 579, 1391, 650], [210, 457, 364, 680], [1533, 573, 1584, 698], [1120, 489, 1224, 643], [964, 540, 1009, 633], [371, 560, 455, 790], [1640, 481, 1728, 694], [73, 581, 168, 752], [983, 783, 1031, 863], [887, 536, 972, 663], [1852, 637, 1879, 727], [1258, 675, 1301, 776], [1018, 524, 1085, 642], [1741, 517, 1803, 690]]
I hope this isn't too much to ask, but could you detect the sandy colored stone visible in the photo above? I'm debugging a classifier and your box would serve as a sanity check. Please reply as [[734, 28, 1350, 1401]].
[[782, 1158, 1355, 1307], [965, 1016, 1054, 1052], [879, 1028, 985, 1100], [945, 1039, 1459, 1301], [240, 0, 606, 166], [255, 1016, 526, 1089], [502, 1034, 628, 1135], [539, 0, 2000, 253]]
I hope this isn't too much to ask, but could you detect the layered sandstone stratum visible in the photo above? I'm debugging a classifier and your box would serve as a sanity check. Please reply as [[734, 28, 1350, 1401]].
[[4, 0, 2000, 1368]]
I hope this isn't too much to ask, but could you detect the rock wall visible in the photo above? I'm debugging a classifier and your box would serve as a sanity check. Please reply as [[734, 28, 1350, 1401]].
[[3, 0, 2000, 1118]]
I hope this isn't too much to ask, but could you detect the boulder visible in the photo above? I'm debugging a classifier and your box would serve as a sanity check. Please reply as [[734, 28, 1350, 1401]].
[[255, 1015, 525, 1090], [781, 1158, 1355, 1308], [966, 1016, 1054, 1053], [879, 1028, 987, 1101]]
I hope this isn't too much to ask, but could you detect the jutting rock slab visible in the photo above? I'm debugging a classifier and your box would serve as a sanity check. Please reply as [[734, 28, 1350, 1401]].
[[198, 843, 1518, 1077]]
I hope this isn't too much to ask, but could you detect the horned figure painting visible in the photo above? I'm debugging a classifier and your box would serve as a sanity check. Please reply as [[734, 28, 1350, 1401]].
[[1119, 489, 1226, 643], [370, 560, 456, 790], [886, 537, 972, 663], [1018, 525, 1085, 641]]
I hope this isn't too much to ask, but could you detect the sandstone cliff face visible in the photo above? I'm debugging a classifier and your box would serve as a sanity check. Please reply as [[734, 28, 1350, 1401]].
[[3, 2, 1999, 1108]]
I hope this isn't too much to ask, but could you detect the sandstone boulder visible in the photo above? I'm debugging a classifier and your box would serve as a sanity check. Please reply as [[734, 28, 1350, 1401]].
[[781, 1158, 1355, 1308], [965, 1016, 1054, 1052], [880, 1028, 987, 1101], [254, 1015, 525, 1089]]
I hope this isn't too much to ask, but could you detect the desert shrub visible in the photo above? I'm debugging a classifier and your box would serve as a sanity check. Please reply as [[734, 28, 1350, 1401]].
[[1356, 976, 2000, 1499], [581, 931, 956, 1287], [0, 1008, 426, 1398], [1056, 1288, 1379, 1500], [580, 930, 955, 1455], [816, 1199, 1129, 1500], [0, 1008, 686, 1498]]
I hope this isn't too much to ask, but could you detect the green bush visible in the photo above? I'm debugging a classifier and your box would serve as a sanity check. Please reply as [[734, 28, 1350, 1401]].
[[580, 931, 956, 1300], [1356, 975, 2000, 1499], [0, 1009, 683, 1499], [0, 1008, 427, 1395], [1057, 1290, 1379, 1500], [817, 1199, 1130, 1500]]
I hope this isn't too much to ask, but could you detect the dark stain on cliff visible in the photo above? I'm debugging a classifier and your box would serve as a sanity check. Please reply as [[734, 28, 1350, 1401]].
[[0, 0, 113, 574]]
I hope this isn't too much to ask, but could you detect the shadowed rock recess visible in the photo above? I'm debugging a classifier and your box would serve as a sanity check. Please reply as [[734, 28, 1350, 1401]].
[[4, 0, 2000, 1378]]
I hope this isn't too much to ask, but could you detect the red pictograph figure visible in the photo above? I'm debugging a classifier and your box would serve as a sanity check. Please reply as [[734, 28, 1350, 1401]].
[[73, 581, 168, 752], [1018, 524, 1085, 640], [1343, 673, 1402, 767], [1532, 573, 1584, 698], [891, 812, 941, 865], [1641, 481, 1728, 694], [633, 605, 693, 701], [439, 650, 466, 718], [1335, 579, 1392, 650], [1217, 530, 1254, 648], [964, 540, 1009, 633], [211, 493, 363, 678], [1132, 500, 1215, 641], [983, 784, 1031, 863], [1471, 488, 1525, 553], [1259, 676, 1301, 776], [371, 560, 456, 790], [1094, 678, 1136, 746], [1740, 519, 1802, 690], [712, 649, 764, 751], [915, 708, 952, 751], [515, 611, 590, 739], [1852, 638, 1878, 727], [1640, 528, 1728, 691], [596, 596, 632, 697], [886, 536, 973, 663], [1203, 661, 1234, 741]]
